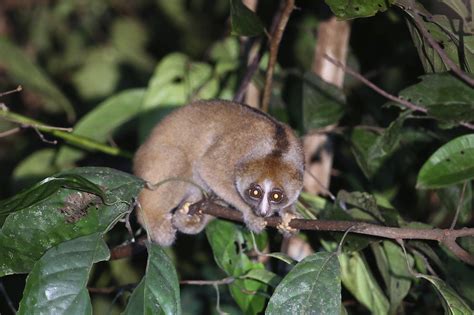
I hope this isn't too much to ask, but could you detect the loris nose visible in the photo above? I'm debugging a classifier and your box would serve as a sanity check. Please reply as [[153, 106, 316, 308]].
[[257, 198, 271, 217]]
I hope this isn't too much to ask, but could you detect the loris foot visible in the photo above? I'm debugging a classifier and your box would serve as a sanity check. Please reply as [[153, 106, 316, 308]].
[[172, 202, 208, 234], [148, 213, 177, 246], [244, 215, 267, 233], [277, 212, 299, 237]]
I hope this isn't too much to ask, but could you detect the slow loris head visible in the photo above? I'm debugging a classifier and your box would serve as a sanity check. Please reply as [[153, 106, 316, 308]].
[[235, 155, 304, 217]]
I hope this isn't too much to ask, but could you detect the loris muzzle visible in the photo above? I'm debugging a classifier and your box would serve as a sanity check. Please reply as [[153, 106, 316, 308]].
[[133, 100, 304, 246]]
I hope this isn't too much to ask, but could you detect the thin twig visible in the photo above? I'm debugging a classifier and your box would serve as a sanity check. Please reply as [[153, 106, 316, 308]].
[[323, 54, 474, 130], [450, 181, 468, 230], [305, 169, 336, 201], [180, 277, 235, 286], [0, 127, 21, 138], [32, 126, 58, 145], [324, 54, 425, 112], [404, 1, 474, 87], [233, 0, 284, 103], [261, 0, 294, 112], [88, 283, 136, 294], [0, 85, 22, 97], [233, 45, 263, 103]]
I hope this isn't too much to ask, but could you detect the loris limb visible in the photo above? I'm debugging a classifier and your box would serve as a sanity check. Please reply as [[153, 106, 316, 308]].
[[277, 206, 300, 237]]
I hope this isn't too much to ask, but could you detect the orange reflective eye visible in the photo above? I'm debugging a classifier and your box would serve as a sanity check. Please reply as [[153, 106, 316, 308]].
[[248, 184, 263, 200], [270, 190, 283, 203]]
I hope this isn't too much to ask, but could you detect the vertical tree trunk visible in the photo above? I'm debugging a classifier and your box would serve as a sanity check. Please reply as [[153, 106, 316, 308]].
[[242, 0, 261, 108]]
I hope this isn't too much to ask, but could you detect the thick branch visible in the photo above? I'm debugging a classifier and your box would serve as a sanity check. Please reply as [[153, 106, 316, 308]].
[[261, 0, 294, 112]]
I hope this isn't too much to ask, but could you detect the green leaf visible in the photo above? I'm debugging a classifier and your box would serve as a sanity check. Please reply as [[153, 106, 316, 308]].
[[206, 220, 266, 314], [17, 233, 109, 315], [72, 47, 120, 99], [0, 37, 75, 121], [139, 53, 218, 140], [325, 0, 395, 19], [367, 111, 411, 164], [229, 0, 264, 37], [339, 251, 389, 315], [417, 134, 474, 188], [372, 242, 413, 314], [350, 127, 379, 178], [123, 280, 146, 315], [266, 252, 341, 314], [11, 149, 58, 192], [337, 190, 385, 223], [398, 74, 474, 124], [145, 243, 181, 315], [111, 18, 155, 70], [56, 89, 145, 167], [0, 167, 144, 276], [303, 72, 346, 130], [242, 269, 281, 288], [417, 274, 473, 314]]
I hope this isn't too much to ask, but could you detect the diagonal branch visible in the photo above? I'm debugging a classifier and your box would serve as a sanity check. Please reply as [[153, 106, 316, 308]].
[[261, 0, 294, 112], [323, 54, 474, 130], [400, 0, 474, 87]]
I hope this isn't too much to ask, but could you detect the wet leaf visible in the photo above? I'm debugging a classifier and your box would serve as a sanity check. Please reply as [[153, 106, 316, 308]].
[[17, 233, 109, 315], [266, 252, 340, 314]]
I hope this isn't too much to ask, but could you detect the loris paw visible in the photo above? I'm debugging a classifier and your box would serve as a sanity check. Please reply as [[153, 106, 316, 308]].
[[172, 202, 208, 234], [277, 212, 299, 237], [244, 216, 267, 233]]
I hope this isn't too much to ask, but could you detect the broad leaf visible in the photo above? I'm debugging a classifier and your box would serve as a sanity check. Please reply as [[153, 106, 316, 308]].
[[417, 134, 474, 188], [398, 74, 474, 124], [0, 37, 75, 121], [17, 233, 109, 315], [145, 243, 181, 315], [206, 220, 267, 314], [418, 274, 473, 314], [139, 53, 218, 140], [303, 72, 345, 130], [229, 0, 264, 37], [326, 0, 395, 19], [0, 167, 143, 276], [266, 252, 341, 315], [372, 242, 413, 314], [339, 251, 389, 314], [56, 89, 145, 167]]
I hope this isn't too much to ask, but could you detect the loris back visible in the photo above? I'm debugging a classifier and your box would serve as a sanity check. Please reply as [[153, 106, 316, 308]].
[[134, 100, 304, 246]]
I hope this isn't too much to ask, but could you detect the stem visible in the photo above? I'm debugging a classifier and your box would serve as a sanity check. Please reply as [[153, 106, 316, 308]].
[[0, 108, 133, 158], [261, 0, 294, 112]]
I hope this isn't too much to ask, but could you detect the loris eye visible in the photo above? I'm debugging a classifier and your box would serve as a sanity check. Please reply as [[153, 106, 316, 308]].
[[247, 184, 263, 200], [270, 190, 284, 203]]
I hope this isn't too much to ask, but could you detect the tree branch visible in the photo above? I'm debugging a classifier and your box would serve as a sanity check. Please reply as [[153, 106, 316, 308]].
[[261, 0, 294, 112], [189, 200, 474, 266], [401, 0, 474, 87], [323, 54, 474, 130], [109, 200, 474, 266], [0, 106, 133, 158]]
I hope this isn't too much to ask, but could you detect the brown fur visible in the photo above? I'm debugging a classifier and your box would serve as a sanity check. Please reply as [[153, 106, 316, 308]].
[[134, 100, 304, 246]]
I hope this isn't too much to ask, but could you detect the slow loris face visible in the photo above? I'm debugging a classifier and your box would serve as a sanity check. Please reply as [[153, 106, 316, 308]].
[[245, 180, 287, 217], [235, 156, 303, 217]]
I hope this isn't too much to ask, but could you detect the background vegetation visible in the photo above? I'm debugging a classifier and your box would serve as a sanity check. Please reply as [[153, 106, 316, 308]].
[[0, 0, 473, 314]]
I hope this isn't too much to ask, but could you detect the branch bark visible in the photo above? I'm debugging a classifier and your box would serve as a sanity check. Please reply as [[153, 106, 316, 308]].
[[110, 200, 474, 266], [189, 200, 474, 266]]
